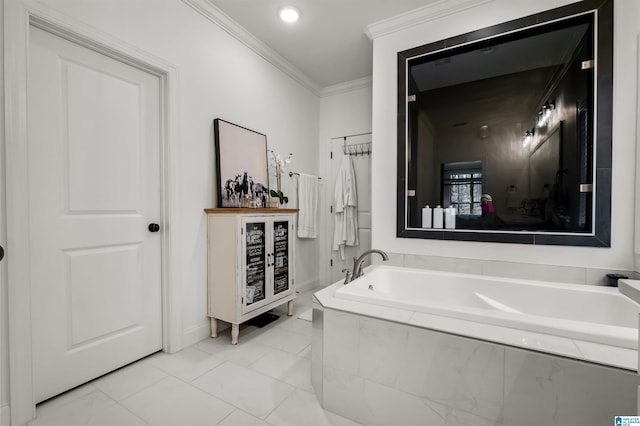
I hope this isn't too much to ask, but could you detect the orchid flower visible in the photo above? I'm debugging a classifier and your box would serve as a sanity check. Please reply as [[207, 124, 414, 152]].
[[267, 150, 293, 203]]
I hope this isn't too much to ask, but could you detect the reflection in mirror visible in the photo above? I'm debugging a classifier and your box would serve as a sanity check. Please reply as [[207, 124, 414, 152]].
[[398, 0, 612, 246]]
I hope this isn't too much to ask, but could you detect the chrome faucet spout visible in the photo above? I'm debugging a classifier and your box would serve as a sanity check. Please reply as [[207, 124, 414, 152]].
[[349, 249, 389, 282]]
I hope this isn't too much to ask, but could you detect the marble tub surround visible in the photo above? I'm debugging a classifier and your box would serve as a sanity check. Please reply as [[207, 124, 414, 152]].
[[372, 252, 637, 287], [312, 278, 639, 426], [315, 271, 639, 370]]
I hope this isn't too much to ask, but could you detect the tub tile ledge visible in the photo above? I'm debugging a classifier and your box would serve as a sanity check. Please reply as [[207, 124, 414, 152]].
[[619, 279, 640, 305], [315, 270, 638, 372]]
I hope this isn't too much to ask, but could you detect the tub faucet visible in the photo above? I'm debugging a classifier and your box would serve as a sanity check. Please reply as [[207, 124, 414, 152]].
[[341, 269, 352, 285], [344, 249, 389, 284]]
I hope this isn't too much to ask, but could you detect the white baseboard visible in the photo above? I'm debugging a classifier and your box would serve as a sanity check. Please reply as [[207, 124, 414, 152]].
[[181, 281, 320, 351], [1, 404, 10, 426], [181, 320, 210, 349]]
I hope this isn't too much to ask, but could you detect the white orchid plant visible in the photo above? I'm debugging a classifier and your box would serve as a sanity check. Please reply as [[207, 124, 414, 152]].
[[268, 149, 292, 204]]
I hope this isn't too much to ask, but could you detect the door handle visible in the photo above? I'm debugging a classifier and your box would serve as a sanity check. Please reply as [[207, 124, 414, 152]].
[[0, 245, 4, 262], [148, 223, 160, 233]]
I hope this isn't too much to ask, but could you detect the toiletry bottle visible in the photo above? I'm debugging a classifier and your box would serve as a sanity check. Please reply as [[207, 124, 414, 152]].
[[433, 205, 444, 228], [445, 206, 456, 229], [422, 205, 432, 228]]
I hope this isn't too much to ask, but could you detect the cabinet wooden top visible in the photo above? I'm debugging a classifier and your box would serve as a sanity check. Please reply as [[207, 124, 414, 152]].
[[204, 208, 299, 214]]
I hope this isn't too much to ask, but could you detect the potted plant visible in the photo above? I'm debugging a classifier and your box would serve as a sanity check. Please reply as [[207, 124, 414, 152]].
[[269, 189, 288, 207], [268, 149, 292, 208]]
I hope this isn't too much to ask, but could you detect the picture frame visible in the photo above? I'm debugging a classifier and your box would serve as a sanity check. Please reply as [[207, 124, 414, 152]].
[[214, 119, 270, 208]]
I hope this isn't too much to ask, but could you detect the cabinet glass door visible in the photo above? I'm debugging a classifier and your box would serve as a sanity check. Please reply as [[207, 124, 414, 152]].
[[244, 221, 267, 307], [272, 220, 290, 296]]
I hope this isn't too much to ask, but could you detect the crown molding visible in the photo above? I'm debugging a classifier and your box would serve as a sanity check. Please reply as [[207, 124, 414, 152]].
[[320, 76, 372, 98], [181, 0, 321, 96], [365, 0, 495, 40]]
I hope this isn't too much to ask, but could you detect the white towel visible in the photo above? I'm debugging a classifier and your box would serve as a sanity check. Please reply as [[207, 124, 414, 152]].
[[297, 173, 319, 238], [332, 154, 359, 259]]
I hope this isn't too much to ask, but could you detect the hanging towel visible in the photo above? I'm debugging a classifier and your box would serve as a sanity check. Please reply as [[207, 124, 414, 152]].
[[297, 173, 319, 238], [332, 154, 359, 260]]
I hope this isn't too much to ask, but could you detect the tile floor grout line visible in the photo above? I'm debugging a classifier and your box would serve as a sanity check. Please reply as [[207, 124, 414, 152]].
[[215, 407, 274, 426], [113, 398, 152, 426], [32, 387, 149, 426], [255, 358, 313, 394], [188, 359, 294, 422], [258, 379, 298, 422], [246, 346, 277, 370], [147, 348, 229, 384], [183, 356, 233, 384], [247, 351, 312, 390], [105, 362, 178, 405], [177, 362, 253, 420]]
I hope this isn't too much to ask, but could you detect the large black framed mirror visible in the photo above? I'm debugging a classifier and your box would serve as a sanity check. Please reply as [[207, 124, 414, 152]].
[[397, 0, 612, 246]]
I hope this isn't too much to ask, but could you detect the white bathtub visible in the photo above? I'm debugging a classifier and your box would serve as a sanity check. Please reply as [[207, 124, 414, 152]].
[[334, 265, 640, 350]]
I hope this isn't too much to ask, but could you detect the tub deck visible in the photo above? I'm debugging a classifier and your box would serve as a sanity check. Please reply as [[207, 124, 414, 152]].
[[319, 265, 639, 371]]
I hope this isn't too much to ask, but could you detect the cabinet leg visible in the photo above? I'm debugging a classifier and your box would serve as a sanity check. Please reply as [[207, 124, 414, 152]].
[[210, 318, 217, 338], [288, 300, 294, 316], [231, 323, 239, 345]]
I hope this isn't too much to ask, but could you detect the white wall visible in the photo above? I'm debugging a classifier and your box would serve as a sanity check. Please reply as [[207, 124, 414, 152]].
[[29, 0, 320, 341], [318, 80, 373, 286], [1, 0, 321, 413], [371, 0, 640, 272]]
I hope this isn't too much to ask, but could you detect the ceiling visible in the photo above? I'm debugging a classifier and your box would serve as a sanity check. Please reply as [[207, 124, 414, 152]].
[[206, 0, 439, 88]]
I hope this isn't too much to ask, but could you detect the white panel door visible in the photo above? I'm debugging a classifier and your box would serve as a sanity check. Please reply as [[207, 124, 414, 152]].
[[28, 26, 162, 403], [329, 135, 372, 284]]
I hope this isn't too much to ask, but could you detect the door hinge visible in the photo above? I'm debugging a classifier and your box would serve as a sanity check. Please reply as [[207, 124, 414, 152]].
[[330, 205, 333, 213], [330, 151, 333, 159], [581, 60, 594, 70], [330, 259, 333, 267], [579, 183, 593, 193], [241, 228, 244, 235]]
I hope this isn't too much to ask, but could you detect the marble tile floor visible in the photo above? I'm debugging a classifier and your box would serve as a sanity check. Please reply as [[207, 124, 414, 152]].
[[29, 288, 359, 426]]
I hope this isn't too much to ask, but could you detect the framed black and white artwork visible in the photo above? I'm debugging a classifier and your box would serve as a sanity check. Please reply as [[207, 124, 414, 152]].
[[214, 119, 270, 208]]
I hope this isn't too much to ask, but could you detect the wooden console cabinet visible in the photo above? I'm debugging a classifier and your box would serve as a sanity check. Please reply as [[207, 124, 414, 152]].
[[204, 208, 297, 344]]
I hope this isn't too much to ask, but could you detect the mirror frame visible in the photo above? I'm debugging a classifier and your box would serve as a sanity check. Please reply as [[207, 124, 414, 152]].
[[396, 0, 613, 246]]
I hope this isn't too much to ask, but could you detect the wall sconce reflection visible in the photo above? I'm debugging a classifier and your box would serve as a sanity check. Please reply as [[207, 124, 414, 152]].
[[522, 129, 534, 147], [536, 100, 556, 128]]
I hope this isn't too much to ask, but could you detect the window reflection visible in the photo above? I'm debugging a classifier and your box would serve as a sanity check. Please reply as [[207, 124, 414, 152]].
[[442, 161, 482, 216]]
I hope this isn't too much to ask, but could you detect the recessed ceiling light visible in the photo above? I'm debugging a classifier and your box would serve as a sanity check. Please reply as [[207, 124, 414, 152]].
[[279, 6, 300, 23]]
